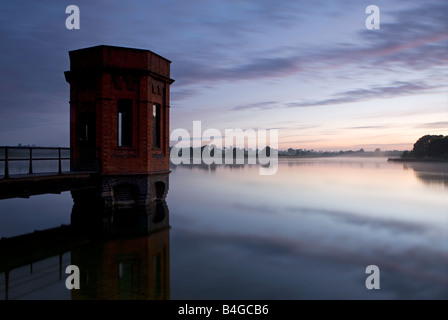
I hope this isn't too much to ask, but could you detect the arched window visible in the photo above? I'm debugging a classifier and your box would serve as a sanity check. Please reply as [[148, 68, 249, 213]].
[[154, 181, 165, 199]]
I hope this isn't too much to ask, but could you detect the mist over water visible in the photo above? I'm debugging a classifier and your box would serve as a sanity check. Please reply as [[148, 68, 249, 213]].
[[1, 157, 447, 299], [168, 157, 448, 299]]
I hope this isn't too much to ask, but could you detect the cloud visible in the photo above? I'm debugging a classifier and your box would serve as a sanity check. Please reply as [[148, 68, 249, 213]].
[[233, 100, 279, 111], [233, 81, 441, 111], [171, 88, 201, 101], [173, 0, 448, 98], [345, 125, 390, 130], [359, 2, 448, 66], [415, 121, 448, 129], [173, 55, 302, 87], [0, 0, 446, 145]]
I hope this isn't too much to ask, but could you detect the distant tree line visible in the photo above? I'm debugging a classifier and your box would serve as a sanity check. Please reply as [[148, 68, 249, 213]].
[[279, 148, 402, 158], [281, 148, 366, 157], [169, 145, 404, 160], [17, 143, 37, 147], [169, 145, 273, 160], [402, 135, 448, 159]]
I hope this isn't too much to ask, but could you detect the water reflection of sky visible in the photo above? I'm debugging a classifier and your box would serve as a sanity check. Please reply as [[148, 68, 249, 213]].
[[168, 158, 448, 299], [0, 157, 447, 299], [0, 192, 73, 238]]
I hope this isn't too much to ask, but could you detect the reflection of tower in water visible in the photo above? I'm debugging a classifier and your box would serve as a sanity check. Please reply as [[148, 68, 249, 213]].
[[65, 45, 174, 300], [70, 188, 170, 300], [0, 45, 174, 300]]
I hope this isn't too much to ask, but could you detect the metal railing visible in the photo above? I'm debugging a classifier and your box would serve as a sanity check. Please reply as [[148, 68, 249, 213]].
[[0, 147, 70, 179]]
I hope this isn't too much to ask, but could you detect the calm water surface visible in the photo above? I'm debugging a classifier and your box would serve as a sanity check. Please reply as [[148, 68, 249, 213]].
[[1, 157, 447, 299]]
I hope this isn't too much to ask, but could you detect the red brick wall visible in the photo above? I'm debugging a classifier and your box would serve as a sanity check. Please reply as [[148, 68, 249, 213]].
[[66, 45, 174, 174]]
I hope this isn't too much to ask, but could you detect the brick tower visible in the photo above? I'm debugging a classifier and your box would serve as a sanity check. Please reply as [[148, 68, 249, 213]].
[[65, 45, 174, 206]]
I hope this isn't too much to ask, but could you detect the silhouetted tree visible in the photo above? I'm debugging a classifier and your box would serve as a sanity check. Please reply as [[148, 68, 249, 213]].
[[412, 134, 448, 158]]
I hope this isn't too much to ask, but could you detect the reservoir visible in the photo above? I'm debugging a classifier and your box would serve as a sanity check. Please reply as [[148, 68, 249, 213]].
[[1, 157, 447, 299]]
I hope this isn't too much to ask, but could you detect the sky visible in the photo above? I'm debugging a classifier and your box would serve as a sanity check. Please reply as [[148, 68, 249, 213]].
[[0, 0, 446, 151]]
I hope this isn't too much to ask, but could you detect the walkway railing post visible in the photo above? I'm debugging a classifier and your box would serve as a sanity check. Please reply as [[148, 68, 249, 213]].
[[4, 147, 9, 179], [29, 147, 33, 174], [1, 146, 72, 178], [58, 147, 62, 175]]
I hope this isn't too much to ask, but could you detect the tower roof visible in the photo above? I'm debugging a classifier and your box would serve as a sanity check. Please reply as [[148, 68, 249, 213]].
[[67, 45, 173, 82]]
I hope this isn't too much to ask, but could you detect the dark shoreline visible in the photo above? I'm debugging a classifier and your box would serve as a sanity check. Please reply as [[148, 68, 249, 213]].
[[387, 157, 448, 163]]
